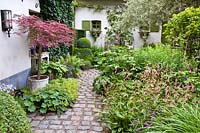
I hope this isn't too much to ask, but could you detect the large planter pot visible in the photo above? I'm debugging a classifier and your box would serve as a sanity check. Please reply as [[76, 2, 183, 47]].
[[28, 75, 49, 91]]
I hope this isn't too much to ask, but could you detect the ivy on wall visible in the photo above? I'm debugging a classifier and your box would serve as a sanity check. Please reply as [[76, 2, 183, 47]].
[[39, 0, 74, 27]]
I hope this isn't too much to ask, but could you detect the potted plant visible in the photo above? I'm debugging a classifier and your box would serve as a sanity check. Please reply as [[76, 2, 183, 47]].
[[15, 15, 73, 91]]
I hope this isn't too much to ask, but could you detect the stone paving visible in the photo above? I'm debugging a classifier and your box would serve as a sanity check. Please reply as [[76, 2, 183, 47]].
[[29, 69, 107, 133]]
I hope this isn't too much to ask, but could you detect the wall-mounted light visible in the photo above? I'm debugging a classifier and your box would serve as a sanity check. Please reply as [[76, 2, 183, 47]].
[[1, 10, 12, 37]]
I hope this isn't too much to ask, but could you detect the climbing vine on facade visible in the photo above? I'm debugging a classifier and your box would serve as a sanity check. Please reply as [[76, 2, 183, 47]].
[[105, 6, 133, 48], [39, 0, 74, 27]]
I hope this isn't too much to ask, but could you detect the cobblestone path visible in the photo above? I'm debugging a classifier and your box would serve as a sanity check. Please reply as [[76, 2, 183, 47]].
[[29, 69, 106, 133]]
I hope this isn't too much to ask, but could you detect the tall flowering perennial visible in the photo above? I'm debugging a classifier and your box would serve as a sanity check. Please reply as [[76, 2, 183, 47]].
[[15, 15, 73, 79]]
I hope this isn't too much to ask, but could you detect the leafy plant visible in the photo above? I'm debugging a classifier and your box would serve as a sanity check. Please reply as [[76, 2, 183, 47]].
[[42, 61, 67, 79], [60, 54, 85, 77], [0, 91, 32, 133], [21, 78, 79, 114]]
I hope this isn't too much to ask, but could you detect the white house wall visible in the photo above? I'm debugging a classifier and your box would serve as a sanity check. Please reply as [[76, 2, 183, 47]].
[[133, 27, 162, 49], [0, 0, 40, 88], [75, 7, 108, 47], [75, 7, 161, 48]]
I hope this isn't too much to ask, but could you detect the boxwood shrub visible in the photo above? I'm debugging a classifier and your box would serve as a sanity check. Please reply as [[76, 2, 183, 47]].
[[74, 48, 93, 62], [0, 91, 32, 133], [76, 37, 91, 48]]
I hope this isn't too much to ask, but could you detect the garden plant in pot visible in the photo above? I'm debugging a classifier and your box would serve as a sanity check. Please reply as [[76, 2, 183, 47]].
[[16, 15, 73, 91]]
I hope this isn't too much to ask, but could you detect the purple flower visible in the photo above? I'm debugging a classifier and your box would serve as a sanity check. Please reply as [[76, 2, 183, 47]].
[[144, 122, 150, 127], [189, 67, 193, 72], [150, 113, 156, 118], [129, 124, 134, 127], [184, 77, 188, 81], [136, 128, 143, 133], [134, 120, 139, 124]]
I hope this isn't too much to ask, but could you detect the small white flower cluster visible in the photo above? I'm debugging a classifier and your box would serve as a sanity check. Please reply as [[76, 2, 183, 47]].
[[0, 83, 16, 94]]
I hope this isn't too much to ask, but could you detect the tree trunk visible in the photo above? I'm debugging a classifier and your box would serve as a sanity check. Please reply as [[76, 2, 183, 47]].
[[37, 45, 42, 80]]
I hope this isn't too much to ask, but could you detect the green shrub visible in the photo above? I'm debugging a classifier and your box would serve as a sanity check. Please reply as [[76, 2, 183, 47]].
[[21, 78, 79, 114], [76, 37, 91, 48], [133, 44, 191, 71], [164, 7, 200, 58], [74, 48, 93, 61], [146, 105, 200, 132], [0, 91, 32, 133]]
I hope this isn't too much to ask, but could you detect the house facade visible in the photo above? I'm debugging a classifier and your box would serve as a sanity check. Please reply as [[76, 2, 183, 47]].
[[0, 0, 40, 88], [75, 0, 161, 48]]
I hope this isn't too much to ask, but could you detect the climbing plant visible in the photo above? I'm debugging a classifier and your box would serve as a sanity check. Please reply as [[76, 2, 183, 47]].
[[39, 0, 74, 27], [105, 6, 133, 48]]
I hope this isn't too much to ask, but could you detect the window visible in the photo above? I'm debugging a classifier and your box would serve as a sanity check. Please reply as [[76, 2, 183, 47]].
[[81, 20, 101, 31], [91, 20, 101, 31]]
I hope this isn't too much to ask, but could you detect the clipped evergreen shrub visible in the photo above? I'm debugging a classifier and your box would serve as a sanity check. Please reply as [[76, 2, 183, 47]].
[[74, 48, 93, 61], [0, 91, 32, 133], [76, 37, 91, 48]]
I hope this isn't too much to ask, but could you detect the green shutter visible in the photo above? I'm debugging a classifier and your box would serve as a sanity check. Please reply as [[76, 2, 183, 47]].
[[82, 20, 91, 31]]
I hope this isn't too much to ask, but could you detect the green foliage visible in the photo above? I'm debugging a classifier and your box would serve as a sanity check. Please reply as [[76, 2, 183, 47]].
[[74, 48, 93, 61], [47, 45, 69, 61], [120, 0, 197, 31], [81, 60, 92, 70], [146, 105, 200, 132], [106, 6, 133, 47], [90, 46, 104, 65], [42, 61, 67, 79], [0, 91, 32, 133], [164, 7, 200, 58], [60, 54, 84, 77], [21, 78, 79, 114], [76, 37, 91, 48], [93, 45, 199, 132], [133, 44, 191, 71], [39, 0, 74, 26]]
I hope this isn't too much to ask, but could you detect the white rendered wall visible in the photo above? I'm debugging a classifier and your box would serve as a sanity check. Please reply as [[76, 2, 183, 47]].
[[75, 7, 161, 48], [0, 0, 40, 80], [133, 27, 162, 49], [75, 7, 109, 47]]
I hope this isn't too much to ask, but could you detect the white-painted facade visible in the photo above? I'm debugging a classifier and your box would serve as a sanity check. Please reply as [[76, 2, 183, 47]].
[[75, 1, 161, 48], [75, 7, 108, 47], [133, 27, 162, 49], [0, 0, 40, 80]]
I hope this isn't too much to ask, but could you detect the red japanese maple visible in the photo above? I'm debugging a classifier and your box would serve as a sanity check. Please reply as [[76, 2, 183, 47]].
[[15, 15, 73, 79]]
